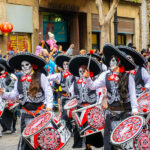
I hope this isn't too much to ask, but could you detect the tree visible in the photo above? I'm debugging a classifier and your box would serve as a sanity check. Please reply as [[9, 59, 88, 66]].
[[95, 0, 140, 49]]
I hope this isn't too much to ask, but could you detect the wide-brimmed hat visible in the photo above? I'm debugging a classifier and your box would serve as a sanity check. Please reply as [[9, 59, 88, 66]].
[[55, 54, 71, 69], [0, 59, 14, 73], [117, 45, 146, 66], [69, 55, 102, 77], [103, 44, 136, 71], [0, 64, 6, 72], [87, 53, 101, 61], [7, 52, 47, 75]]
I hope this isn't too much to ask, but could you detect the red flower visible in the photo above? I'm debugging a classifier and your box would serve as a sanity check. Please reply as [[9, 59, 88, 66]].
[[142, 87, 146, 91], [89, 50, 94, 54], [143, 108, 147, 113], [119, 66, 125, 73], [90, 72, 94, 78], [5, 72, 8, 75], [32, 64, 38, 70], [98, 92, 101, 96]]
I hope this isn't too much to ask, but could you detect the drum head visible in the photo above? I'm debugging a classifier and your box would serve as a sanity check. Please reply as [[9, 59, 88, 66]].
[[87, 107, 105, 129], [133, 129, 150, 150], [64, 98, 78, 110], [111, 116, 144, 145], [137, 92, 150, 114], [23, 112, 52, 137], [35, 127, 61, 150]]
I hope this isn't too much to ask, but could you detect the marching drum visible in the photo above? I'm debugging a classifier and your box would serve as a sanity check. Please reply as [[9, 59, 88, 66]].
[[137, 92, 150, 115], [111, 115, 146, 150], [64, 98, 78, 119], [72, 103, 105, 137], [23, 112, 71, 150], [0, 98, 6, 117]]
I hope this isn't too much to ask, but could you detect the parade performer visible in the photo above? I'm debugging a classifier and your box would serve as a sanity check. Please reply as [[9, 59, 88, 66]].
[[0, 59, 17, 135], [68, 55, 103, 150], [117, 45, 150, 97], [0, 53, 53, 150], [47, 54, 74, 131], [83, 44, 138, 150]]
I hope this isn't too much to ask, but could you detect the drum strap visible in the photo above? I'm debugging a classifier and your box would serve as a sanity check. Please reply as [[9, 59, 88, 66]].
[[22, 104, 44, 117]]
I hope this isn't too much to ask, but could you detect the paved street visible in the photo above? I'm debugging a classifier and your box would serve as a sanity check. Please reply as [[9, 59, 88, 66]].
[[0, 119, 103, 150]]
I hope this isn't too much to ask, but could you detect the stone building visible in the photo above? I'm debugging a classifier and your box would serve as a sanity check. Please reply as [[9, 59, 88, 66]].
[[0, 0, 143, 54]]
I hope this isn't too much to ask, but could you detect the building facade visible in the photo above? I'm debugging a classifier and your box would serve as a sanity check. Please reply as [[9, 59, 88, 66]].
[[0, 0, 143, 55]]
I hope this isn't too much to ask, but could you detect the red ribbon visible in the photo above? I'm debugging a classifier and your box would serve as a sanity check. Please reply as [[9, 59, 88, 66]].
[[127, 69, 136, 75], [77, 78, 86, 84], [108, 74, 119, 82], [20, 75, 32, 82], [0, 72, 8, 78], [63, 71, 72, 78]]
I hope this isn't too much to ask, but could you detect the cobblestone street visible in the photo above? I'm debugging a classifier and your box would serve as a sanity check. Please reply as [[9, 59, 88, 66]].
[[0, 119, 103, 150]]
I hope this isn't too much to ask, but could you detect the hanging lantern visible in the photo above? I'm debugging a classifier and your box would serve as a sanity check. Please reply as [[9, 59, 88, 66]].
[[0, 22, 13, 35]]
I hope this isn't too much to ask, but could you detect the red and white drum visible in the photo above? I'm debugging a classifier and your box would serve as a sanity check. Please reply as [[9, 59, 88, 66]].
[[0, 98, 6, 117], [72, 103, 105, 137], [64, 98, 78, 119], [23, 112, 71, 150], [111, 115, 145, 150], [137, 92, 150, 115]]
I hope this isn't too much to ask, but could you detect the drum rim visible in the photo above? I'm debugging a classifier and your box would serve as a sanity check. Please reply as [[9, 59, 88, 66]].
[[22, 112, 53, 138], [64, 98, 78, 110], [110, 115, 144, 145], [137, 92, 150, 115]]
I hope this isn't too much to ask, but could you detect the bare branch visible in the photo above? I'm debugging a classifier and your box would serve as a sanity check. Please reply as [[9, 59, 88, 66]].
[[95, 0, 105, 25], [105, 0, 120, 23]]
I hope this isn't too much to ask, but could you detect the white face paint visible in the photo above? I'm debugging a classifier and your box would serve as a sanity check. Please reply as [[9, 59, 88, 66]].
[[0, 70, 5, 75], [110, 57, 118, 70], [63, 61, 68, 71], [78, 67, 86, 78], [126, 55, 134, 62], [21, 61, 32, 74]]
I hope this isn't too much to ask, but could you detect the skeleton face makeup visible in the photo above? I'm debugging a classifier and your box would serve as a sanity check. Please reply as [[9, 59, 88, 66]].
[[110, 57, 118, 70], [63, 61, 68, 71], [21, 61, 32, 74], [126, 55, 134, 62], [78, 66, 86, 78]]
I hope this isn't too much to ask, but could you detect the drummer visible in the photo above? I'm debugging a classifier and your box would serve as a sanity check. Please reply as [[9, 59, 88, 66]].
[[0, 59, 17, 136], [68, 55, 104, 150], [83, 44, 138, 150], [117, 46, 150, 97], [47, 54, 74, 131], [0, 53, 53, 150]]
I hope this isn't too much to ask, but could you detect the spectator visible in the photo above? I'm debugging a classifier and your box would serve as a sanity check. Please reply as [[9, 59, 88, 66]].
[[45, 58, 56, 74], [80, 49, 87, 55], [35, 42, 43, 56], [66, 44, 74, 56]]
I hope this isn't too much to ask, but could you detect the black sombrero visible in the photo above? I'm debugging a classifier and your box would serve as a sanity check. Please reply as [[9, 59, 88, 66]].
[[117, 45, 146, 66], [103, 44, 136, 71], [87, 53, 101, 61], [0, 64, 6, 72], [69, 55, 102, 77], [7, 53, 47, 75], [0, 59, 14, 73], [55, 54, 71, 69]]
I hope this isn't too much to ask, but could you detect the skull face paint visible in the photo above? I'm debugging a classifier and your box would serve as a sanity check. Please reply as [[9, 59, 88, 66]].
[[63, 61, 69, 71], [21, 61, 32, 74], [126, 55, 134, 62], [78, 65, 87, 78], [110, 57, 118, 70]]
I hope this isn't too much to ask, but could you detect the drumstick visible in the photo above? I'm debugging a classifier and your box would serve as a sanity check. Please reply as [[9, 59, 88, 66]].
[[87, 50, 94, 71]]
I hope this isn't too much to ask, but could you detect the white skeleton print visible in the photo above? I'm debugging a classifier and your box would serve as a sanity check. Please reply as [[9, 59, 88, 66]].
[[21, 61, 32, 74]]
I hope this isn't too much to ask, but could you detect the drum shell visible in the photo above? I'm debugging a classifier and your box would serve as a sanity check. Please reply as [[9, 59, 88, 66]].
[[72, 103, 105, 137], [23, 112, 71, 150]]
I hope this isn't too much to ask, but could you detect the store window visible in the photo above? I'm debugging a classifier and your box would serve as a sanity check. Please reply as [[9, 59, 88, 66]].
[[43, 12, 67, 42], [7, 33, 31, 52]]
